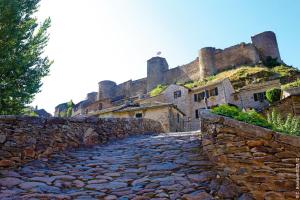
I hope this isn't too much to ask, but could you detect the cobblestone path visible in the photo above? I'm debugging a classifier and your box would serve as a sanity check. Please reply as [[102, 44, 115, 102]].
[[0, 132, 225, 200]]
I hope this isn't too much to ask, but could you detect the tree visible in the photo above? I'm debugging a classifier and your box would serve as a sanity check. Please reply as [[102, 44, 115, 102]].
[[0, 0, 52, 115], [66, 100, 74, 117], [266, 88, 281, 103]]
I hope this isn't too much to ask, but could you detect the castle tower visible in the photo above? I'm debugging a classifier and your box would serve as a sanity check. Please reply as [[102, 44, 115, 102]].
[[98, 80, 116, 100], [87, 92, 97, 102], [251, 31, 282, 63], [147, 57, 169, 92], [199, 47, 217, 81]]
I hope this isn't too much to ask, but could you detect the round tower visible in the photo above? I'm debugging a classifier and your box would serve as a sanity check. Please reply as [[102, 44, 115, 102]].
[[98, 80, 116, 100], [199, 47, 217, 81], [146, 57, 169, 92], [251, 31, 282, 63]]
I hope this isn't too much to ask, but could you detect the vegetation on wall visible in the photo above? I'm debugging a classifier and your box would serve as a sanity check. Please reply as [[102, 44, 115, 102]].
[[267, 109, 300, 136], [149, 84, 167, 97], [266, 88, 282, 103], [0, 0, 52, 115], [211, 105, 300, 136], [211, 105, 271, 128], [66, 100, 74, 117], [282, 79, 300, 90]]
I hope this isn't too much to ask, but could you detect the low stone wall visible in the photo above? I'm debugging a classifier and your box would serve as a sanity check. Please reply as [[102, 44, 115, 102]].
[[0, 116, 163, 169], [200, 110, 300, 200]]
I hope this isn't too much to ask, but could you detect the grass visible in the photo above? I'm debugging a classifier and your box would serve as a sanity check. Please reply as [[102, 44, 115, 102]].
[[181, 65, 300, 90], [149, 84, 167, 97], [282, 78, 300, 90]]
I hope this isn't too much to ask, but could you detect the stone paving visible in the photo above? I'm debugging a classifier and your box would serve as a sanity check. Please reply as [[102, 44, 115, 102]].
[[0, 132, 234, 200]]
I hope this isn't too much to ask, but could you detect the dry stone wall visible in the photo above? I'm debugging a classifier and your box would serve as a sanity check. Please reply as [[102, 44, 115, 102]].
[[0, 116, 163, 169], [200, 110, 300, 200]]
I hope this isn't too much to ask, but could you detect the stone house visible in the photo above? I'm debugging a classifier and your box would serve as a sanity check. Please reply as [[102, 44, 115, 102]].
[[263, 86, 300, 118], [136, 79, 234, 131], [230, 80, 281, 111], [282, 86, 300, 99], [92, 102, 185, 132], [72, 92, 98, 116], [83, 98, 113, 116], [189, 78, 234, 130], [54, 102, 68, 117]]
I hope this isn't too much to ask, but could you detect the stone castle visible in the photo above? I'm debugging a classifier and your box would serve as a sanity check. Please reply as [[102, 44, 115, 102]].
[[97, 31, 281, 101]]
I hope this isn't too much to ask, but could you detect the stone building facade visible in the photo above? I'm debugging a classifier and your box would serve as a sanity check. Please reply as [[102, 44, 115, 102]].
[[136, 79, 235, 131], [93, 102, 185, 132], [231, 80, 281, 111]]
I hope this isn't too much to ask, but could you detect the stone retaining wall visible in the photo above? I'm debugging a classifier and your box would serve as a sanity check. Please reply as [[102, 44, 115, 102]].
[[0, 116, 163, 169], [200, 110, 300, 200]]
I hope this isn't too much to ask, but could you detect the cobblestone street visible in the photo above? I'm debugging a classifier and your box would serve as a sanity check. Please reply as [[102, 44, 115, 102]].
[[0, 132, 223, 200]]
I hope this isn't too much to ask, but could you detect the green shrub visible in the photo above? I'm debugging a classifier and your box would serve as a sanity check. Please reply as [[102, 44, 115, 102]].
[[266, 88, 281, 103], [149, 84, 167, 97], [212, 105, 271, 128], [211, 104, 240, 118], [267, 109, 300, 136], [263, 56, 280, 68], [234, 110, 271, 128]]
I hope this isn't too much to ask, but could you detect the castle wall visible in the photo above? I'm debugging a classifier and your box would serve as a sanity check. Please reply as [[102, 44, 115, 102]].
[[164, 59, 200, 84], [214, 43, 260, 72], [113, 78, 147, 98], [97, 31, 281, 100]]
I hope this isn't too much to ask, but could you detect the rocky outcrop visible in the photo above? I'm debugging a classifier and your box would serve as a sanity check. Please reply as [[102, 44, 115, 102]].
[[0, 116, 163, 169], [200, 110, 300, 200]]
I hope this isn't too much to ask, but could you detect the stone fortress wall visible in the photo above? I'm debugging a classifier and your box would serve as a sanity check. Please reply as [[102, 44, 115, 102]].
[[96, 31, 281, 102]]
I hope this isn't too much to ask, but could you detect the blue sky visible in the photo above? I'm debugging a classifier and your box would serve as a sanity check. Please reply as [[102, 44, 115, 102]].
[[33, 0, 300, 113]]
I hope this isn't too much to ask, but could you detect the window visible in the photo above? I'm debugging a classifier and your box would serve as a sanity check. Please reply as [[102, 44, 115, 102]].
[[194, 91, 205, 102], [177, 113, 180, 123], [205, 90, 209, 98], [209, 87, 218, 97], [254, 92, 266, 102], [135, 113, 142, 118], [174, 90, 181, 99], [195, 109, 199, 119], [98, 103, 103, 110]]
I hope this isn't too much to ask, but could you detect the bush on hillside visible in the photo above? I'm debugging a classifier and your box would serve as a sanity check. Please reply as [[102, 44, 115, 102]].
[[267, 109, 300, 136], [149, 84, 167, 97], [263, 56, 281, 68], [266, 88, 281, 103]]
